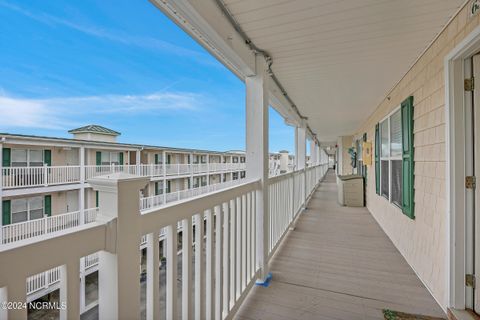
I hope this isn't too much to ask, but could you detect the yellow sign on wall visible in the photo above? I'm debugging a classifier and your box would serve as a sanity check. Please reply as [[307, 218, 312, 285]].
[[363, 141, 372, 166]]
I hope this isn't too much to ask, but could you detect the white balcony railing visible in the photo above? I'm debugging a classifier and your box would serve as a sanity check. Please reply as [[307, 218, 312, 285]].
[[1, 163, 247, 189], [0, 163, 329, 319], [140, 179, 243, 211], [1, 208, 98, 245], [2, 166, 81, 189]]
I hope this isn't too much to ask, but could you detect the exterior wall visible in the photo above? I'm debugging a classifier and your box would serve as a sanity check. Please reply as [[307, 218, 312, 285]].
[[339, 136, 353, 175], [86, 149, 128, 165], [2, 143, 76, 166], [354, 4, 479, 309], [72, 132, 117, 143]]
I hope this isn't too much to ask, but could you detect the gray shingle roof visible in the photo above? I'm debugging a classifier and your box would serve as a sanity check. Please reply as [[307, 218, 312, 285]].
[[68, 125, 120, 136]]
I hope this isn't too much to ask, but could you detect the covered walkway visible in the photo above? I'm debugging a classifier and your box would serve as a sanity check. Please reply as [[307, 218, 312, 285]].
[[236, 170, 444, 320]]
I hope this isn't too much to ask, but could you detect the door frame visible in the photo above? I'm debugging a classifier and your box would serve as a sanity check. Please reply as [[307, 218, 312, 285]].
[[446, 25, 480, 310]]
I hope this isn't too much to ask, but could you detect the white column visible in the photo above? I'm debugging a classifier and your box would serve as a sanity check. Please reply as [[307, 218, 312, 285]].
[[79, 147, 85, 224], [146, 231, 160, 320], [163, 151, 167, 203], [310, 140, 316, 166], [295, 126, 306, 170], [189, 152, 193, 189], [206, 154, 210, 186], [59, 261, 80, 320], [5, 278, 27, 319], [0, 287, 7, 320], [136, 149, 141, 174], [246, 54, 269, 282], [90, 174, 148, 320]]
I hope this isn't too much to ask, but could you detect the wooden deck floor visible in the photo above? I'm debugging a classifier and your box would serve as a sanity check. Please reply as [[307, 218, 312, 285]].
[[235, 170, 445, 320]]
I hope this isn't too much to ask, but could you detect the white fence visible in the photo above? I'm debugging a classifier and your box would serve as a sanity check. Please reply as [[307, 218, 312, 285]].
[[140, 179, 243, 210], [1, 208, 99, 245], [2, 163, 246, 188], [2, 166, 81, 189], [0, 164, 328, 319]]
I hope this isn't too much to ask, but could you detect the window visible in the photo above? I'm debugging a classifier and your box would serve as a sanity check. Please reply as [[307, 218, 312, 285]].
[[379, 109, 403, 207], [233, 172, 239, 180], [100, 151, 121, 165], [11, 149, 44, 167], [11, 196, 44, 223], [240, 171, 246, 178]]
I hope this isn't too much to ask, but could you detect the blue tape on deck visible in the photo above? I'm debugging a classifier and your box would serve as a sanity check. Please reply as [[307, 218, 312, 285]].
[[255, 272, 273, 287]]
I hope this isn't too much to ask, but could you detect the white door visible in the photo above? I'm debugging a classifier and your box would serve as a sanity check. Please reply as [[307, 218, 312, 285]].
[[66, 190, 79, 213]]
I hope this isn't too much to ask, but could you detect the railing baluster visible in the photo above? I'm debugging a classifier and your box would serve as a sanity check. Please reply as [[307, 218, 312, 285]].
[[214, 205, 223, 320], [194, 213, 204, 320], [235, 196, 241, 298], [182, 218, 193, 320], [222, 201, 230, 315], [166, 224, 178, 320], [205, 209, 214, 320], [241, 194, 247, 290], [229, 198, 236, 307]]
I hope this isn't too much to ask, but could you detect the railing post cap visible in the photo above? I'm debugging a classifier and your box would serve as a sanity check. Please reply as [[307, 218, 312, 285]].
[[88, 172, 149, 192]]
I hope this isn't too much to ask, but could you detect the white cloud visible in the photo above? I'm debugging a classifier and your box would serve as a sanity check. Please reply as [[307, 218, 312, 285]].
[[0, 91, 203, 130]]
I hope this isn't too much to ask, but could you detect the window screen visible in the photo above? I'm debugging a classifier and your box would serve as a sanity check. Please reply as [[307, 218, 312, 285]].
[[110, 152, 120, 165], [380, 120, 389, 157], [29, 150, 43, 166], [12, 149, 27, 167], [381, 160, 389, 199], [11, 199, 28, 223], [391, 160, 402, 207], [101, 152, 110, 165], [390, 110, 402, 157]]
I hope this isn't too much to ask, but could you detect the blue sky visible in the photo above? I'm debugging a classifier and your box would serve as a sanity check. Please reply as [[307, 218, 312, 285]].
[[0, 0, 295, 153]]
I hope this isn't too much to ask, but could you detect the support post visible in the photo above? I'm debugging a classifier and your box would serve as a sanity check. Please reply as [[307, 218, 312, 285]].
[[79, 147, 85, 225], [296, 126, 307, 207], [59, 261, 80, 320], [246, 54, 269, 283], [89, 173, 148, 320], [146, 231, 160, 320]]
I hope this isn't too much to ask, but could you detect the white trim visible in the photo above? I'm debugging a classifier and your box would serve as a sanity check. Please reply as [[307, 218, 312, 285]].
[[445, 24, 480, 310]]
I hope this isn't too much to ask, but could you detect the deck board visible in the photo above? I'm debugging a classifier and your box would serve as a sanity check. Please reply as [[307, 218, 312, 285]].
[[235, 170, 445, 320]]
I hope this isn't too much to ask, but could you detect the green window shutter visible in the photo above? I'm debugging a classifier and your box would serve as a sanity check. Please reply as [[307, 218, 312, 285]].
[[2, 200, 11, 225], [167, 154, 171, 164], [166, 181, 171, 193], [44, 150, 52, 166], [155, 154, 159, 165], [96, 151, 102, 166], [44, 195, 52, 217], [2, 148, 11, 167], [96, 191, 99, 207], [119, 152, 124, 165], [155, 182, 159, 196], [375, 123, 380, 195], [401, 96, 415, 219]]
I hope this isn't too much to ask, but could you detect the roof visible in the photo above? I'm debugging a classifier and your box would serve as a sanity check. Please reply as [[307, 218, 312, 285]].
[[0, 132, 245, 156], [68, 125, 120, 136]]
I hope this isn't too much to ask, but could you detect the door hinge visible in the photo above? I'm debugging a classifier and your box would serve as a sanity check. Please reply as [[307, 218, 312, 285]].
[[466, 176, 476, 189], [465, 77, 475, 91], [466, 274, 476, 288]]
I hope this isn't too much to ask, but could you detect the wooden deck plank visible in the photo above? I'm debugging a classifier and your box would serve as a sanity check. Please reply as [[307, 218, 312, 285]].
[[235, 170, 445, 320]]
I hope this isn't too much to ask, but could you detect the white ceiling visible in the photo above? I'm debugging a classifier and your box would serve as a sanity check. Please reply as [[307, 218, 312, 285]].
[[222, 0, 465, 140]]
